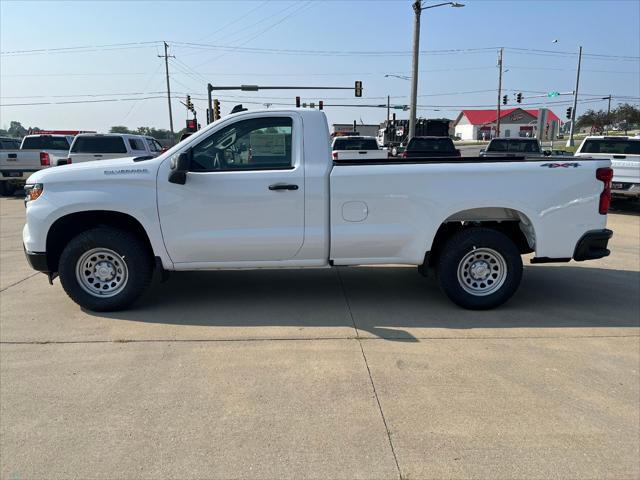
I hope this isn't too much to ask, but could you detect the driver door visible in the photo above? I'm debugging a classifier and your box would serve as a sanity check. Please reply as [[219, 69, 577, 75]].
[[157, 114, 305, 265]]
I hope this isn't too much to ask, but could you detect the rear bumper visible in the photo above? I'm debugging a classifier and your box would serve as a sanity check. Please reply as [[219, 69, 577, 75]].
[[24, 247, 49, 273], [612, 183, 640, 198], [573, 229, 613, 261], [531, 229, 612, 264]]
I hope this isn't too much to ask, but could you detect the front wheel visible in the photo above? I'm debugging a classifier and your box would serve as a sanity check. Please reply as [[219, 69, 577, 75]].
[[58, 227, 153, 311], [437, 228, 522, 310]]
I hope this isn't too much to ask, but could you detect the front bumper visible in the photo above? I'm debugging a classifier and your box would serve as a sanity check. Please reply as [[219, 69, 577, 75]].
[[24, 247, 49, 273], [573, 229, 613, 261]]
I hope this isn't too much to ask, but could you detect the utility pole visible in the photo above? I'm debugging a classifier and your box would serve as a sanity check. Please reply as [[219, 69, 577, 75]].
[[158, 42, 175, 139], [604, 94, 612, 134], [408, 0, 422, 140], [566, 45, 582, 147], [495, 48, 503, 138]]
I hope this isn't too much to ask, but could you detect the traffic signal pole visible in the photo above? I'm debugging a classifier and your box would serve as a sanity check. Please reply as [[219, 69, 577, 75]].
[[206, 83, 361, 124]]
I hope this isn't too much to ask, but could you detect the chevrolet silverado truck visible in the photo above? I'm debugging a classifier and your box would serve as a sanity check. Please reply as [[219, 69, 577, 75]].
[[23, 109, 613, 312], [331, 136, 388, 161], [574, 136, 639, 198], [0, 134, 72, 196]]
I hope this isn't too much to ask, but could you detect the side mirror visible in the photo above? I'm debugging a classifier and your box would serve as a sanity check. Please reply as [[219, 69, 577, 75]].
[[168, 152, 190, 185]]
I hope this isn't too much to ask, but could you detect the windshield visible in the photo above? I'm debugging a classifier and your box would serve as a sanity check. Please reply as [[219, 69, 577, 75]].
[[581, 139, 640, 155], [21, 136, 71, 151], [407, 138, 455, 152], [488, 139, 540, 153], [332, 138, 379, 151], [0, 139, 21, 150], [71, 136, 127, 154]]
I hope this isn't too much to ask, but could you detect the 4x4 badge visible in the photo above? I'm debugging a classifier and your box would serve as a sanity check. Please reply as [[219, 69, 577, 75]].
[[541, 162, 580, 168]]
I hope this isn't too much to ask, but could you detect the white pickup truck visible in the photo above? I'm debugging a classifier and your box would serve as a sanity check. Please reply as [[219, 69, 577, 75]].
[[574, 136, 640, 198], [0, 134, 72, 196], [23, 109, 613, 312], [331, 135, 388, 161]]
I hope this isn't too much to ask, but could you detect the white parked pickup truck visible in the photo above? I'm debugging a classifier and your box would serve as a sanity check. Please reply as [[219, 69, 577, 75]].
[[574, 136, 640, 198], [331, 136, 388, 161], [0, 134, 72, 196], [23, 110, 614, 312]]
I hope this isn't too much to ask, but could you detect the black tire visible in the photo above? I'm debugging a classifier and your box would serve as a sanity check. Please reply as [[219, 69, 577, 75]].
[[437, 227, 522, 310], [58, 227, 153, 311], [0, 182, 16, 196]]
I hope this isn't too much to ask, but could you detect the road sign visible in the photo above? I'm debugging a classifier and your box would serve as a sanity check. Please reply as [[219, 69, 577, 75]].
[[548, 91, 560, 97]]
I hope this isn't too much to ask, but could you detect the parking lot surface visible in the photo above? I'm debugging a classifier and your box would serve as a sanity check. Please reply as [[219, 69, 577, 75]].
[[1, 196, 639, 479]]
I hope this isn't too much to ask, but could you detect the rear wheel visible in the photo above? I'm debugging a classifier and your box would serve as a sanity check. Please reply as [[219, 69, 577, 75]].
[[58, 227, 153, 311], [437, 228, 522, 310]]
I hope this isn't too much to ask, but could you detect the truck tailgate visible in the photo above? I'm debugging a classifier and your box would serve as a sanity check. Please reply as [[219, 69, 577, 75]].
[[0, 150, 42, 177], [334, 150, 388, 161]]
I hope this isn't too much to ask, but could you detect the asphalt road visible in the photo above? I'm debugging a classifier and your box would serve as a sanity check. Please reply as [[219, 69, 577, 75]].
[[1, 196, 639, 479]]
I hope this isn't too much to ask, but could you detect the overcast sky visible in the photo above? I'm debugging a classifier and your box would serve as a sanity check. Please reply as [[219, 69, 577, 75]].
[[1, 0, 639, 133]]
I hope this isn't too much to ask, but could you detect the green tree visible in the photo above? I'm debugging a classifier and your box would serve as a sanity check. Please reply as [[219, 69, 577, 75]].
[[109, 126, 132, 134], [8, 121, 28, 138], [613, 103, 640, 133]]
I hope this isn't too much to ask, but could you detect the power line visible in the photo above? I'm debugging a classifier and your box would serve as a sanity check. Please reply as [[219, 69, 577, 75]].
[[0, 41, 162, 56]]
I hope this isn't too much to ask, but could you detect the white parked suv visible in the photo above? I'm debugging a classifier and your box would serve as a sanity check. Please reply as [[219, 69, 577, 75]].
[[23, 109, 614, 312], [68, 134, 163, 164]]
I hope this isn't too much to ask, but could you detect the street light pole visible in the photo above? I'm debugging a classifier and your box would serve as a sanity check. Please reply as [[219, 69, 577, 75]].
[[408, 1, 464, 141], [566, 45, 582, 147], [495, 48, 503, 138], [408, 0, 422, 141]]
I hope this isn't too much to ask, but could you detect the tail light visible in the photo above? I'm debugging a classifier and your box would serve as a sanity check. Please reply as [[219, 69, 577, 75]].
[[401, 151, 408, 158], [596, 167, 613, 214], [332, 151, 338, 160], [40, 152, 50, 166], [67, 158, 72, 164]]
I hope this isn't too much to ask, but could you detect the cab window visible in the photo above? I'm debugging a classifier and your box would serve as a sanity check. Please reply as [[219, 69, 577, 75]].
[[190, 117, 293, 172]]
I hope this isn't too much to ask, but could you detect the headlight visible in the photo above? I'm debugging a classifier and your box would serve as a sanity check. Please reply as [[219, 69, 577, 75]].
[[24, 183, 44, 204]]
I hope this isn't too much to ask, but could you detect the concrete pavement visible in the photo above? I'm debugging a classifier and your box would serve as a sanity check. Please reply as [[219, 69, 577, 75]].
[[1, 196, 639, 479]]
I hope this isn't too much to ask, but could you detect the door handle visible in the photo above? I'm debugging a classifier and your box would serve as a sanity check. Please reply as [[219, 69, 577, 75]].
[[268, 183, 299, 191]]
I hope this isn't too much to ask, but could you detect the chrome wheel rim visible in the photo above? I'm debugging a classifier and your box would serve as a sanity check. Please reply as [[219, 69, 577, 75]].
[[76, 248, 128, 298], [457, 247, 507, 296]]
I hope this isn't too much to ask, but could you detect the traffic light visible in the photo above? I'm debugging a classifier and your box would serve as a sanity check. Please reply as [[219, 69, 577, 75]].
[[502, 95, 508, 105], [186, 95, 195, 113], [213, 99, 220, 121], [295, 96, 301, 108], [516, 92, 523, 103], [319, 100, 323, 110], [566, 107, 572, 119], [355, 80, 363, 98], [186, 119, 197, 132]]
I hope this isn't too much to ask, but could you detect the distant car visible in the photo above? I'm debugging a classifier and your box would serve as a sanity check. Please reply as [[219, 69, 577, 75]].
[[574, 136, 640, 198], [331, 136, 388, 161], [479, 138, 543, 158], [68, 134, 162, 164], [550, 150, 573, 156], [0, 137, 21, 150], [402, 136, 460, 158]]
